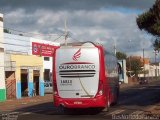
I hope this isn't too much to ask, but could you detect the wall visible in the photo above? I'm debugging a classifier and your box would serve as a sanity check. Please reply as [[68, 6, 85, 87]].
[[118, 60, 128, 83], [4, 33, 30, 54], [139, 63, 160, 77], [10, 54, 43, 98], [30, 37, 60, 81], [0, 13, 6, 102], [4, 33, 60, 98]]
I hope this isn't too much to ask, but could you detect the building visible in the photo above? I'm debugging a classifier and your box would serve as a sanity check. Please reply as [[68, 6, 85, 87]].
[[128, 56, 160, 78], [144, 63, 160, 77], [118, 60, 128, 83], [30, 38, 59, 82], [5, 54, 43, 99], [4, 33, 59, 99], [0, 13, 6, 102]]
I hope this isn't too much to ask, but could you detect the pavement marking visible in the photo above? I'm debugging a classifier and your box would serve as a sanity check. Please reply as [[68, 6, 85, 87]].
[[107, 109, 125, 115], [138, 87, 146, 89], [130, 110, 144, 115], [19, 110, 45, 116], [20, 112, 32, 115], [129, 87, 146, 89], [31, 110, 45, 113]]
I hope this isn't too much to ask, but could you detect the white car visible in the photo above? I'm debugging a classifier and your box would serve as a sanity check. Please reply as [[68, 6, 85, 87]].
[[44, 81, 53, 94]]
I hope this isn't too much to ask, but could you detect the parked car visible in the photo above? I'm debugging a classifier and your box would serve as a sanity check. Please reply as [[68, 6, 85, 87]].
[[44, 81, 53, 94], [139, 78, 148, 85]]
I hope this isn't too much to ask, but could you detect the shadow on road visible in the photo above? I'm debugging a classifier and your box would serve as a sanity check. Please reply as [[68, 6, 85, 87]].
[[14, 102, 106, 115], [13, 81, 160, 116], [118, 83, 160, 106]]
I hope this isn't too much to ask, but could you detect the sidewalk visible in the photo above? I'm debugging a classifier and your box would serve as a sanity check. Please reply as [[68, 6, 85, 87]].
[[120, 78, 160, 89], [147, 104, 160, 114], [120, 83, 138, 89], [0, 94, 53, 112], [0, 84, 138, 112]]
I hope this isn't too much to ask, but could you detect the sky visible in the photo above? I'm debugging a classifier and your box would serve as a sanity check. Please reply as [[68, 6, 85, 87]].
[[0, 0, 157, 62]]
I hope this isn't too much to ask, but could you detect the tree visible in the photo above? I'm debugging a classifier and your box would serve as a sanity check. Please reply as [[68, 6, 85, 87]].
[[136, 0, 160, 36], [126, 57, 143, 77], [116, 51, 127, 60], [4, 29, 11, 34], [153, 37, 160, 51]]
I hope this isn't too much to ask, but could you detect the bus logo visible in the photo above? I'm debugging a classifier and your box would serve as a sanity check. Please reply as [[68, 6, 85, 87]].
[[33, 44, 38, 53], [72, 48, 81, 61]]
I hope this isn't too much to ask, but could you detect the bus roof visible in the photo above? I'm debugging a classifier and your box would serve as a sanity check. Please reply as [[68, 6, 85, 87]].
[[60, 42, 102, 48]]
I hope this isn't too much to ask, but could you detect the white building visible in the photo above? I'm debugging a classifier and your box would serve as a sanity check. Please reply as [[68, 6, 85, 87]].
[[0, 13, 6, 102], [139, 63, 160, 78], [30, 37, 59, 82], [4, 33, 60, 82]]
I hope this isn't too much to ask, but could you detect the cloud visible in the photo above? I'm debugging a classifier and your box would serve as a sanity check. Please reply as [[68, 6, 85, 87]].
[[4, 9, 153, 53], [0, 0, 157, 62], [0, 0, 156, 12]]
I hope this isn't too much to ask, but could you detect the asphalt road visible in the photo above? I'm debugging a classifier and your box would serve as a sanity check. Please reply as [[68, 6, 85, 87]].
[[1, 80, 160, 120]]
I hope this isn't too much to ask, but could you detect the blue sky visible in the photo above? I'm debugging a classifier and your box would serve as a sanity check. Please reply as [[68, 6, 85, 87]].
[[102, 7, 142, 14]]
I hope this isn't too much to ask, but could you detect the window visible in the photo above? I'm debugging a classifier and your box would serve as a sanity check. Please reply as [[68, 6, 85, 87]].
[[44, 57, 50, 61], [49, 83, 52, 87], [44, 69, 50, 81], [44, 83, 49, 87]]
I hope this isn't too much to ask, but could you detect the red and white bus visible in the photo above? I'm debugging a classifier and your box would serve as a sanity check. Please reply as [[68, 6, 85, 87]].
[[53, 42, 119, 111]]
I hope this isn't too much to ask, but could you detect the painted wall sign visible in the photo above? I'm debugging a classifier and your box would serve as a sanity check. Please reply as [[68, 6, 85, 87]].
[[32, 42, 58, 57]]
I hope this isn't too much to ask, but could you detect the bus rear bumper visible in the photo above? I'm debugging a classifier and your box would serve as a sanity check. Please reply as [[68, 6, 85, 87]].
[[54, 96, 106, 108]]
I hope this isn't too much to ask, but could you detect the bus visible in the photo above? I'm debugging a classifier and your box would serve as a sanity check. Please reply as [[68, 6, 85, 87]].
[[52, 42, 119, 111]]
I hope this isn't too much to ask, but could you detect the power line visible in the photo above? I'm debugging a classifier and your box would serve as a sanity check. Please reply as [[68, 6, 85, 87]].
[[0, 33, 62, 48], [3, 34, 64, 42], [0, 41, 31, 48], [5, 50, 31, 54], [4, 36, 30, 43], [0, 39, 60, 55], [0, 26, 65, 37], [68, 36, 80, 42], [0, 65, 43, 68], [52, 35, 64, 41]]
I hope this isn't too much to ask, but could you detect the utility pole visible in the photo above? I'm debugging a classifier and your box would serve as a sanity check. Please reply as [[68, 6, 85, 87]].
[[128, 40, 132, 77], [64, 18, 68, 46], [153, 50, 158, 78], [143, 48, 145, 78], [113, 39, 117, 55]]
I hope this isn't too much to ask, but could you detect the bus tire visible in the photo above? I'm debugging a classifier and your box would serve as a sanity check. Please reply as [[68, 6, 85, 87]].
[[111, 88, 119, 106], [103, 96, 110, 112]]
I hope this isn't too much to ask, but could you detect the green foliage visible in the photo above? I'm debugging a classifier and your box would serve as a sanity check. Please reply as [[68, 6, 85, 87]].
[[116, 51, 127, 60], [139, 69, 149, 74], [126, 57, 143, 77], [4, 29, 11, 34], [136, 0, 160, 36], [153, 38, 160, 51]]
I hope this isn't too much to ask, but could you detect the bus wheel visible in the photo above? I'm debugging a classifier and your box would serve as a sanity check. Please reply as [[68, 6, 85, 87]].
[[103, 97, 110, 112], [57, 105, 65, 114], [111, 88, 119, 106]]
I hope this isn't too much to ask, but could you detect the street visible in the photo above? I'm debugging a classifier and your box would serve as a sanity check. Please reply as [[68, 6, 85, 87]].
[[1, 80, 160, 120]]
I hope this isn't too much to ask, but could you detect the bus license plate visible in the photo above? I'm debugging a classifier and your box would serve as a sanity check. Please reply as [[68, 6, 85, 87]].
[[74, 101, 82, 104]]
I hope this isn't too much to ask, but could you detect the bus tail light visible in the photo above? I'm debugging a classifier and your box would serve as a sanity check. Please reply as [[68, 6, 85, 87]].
[[53, 81, 58, 95], [97, 81, 104, 96]]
